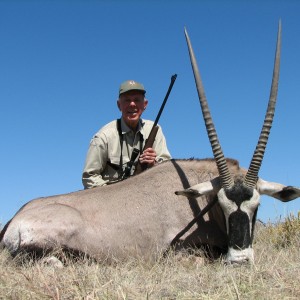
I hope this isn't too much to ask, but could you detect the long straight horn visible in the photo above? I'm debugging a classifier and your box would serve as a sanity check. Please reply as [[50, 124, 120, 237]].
[[244, 21, 282, 188], [184, 28, 234, 189]]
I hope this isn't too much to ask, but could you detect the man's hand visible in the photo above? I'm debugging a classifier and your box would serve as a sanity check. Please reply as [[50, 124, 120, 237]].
[[139, 147, 157, 167]]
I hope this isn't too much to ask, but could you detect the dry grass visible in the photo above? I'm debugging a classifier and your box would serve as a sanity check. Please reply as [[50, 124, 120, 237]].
[[0, 216, 300, 300]]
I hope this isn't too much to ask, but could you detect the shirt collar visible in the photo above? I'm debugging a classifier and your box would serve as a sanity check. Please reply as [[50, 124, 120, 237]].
[[120, 118, 145, 136]]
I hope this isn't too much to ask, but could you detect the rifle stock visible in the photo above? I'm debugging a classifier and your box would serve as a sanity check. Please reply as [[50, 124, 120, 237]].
[[133, 125, 159, 175]]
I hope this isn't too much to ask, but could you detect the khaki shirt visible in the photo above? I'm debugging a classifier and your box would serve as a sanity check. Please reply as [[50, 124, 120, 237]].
[[82, 118, 171, 188]]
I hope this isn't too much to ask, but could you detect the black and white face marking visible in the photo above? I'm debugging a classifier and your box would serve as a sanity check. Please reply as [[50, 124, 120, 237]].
[[217, 178, 260, 263]]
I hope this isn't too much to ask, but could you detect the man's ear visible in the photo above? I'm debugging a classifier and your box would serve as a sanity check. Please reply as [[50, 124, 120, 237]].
[[117, 99, 121, 111], [144, 99, 148, 110]]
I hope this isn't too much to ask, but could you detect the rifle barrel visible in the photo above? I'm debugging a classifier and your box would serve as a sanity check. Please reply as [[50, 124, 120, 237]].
[[153, 74, 177, 126]]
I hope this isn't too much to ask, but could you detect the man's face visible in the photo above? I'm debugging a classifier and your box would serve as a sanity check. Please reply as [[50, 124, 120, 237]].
[[117, 90, 148, 130]]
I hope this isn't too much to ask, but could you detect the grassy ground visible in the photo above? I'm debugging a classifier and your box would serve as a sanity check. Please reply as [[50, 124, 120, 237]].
[[0, 215, 299, 300]]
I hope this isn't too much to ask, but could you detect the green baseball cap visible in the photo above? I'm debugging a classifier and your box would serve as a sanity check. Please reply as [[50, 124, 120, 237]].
[[119, 80, 146, 96]]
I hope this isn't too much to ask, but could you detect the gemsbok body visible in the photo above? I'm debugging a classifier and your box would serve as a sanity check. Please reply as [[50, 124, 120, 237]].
[[1, 22, 299, 264]]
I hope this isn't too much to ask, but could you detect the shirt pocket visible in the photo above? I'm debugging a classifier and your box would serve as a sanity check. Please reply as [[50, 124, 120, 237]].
[[103, 156, 119, 180]]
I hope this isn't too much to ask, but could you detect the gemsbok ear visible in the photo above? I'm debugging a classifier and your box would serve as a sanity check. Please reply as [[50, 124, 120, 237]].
[[257, 178, 300, 202], [175, 177, 221, 197]]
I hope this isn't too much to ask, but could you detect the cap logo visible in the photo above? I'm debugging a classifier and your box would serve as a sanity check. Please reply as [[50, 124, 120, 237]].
[[129, 80, 136, 85]]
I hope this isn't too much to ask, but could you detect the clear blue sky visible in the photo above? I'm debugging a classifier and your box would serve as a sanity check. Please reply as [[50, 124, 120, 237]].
[[1, 0, 300, 226]]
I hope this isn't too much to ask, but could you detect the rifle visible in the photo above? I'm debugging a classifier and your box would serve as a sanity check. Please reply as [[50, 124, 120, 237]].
[[133, 74, 177, 175]]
